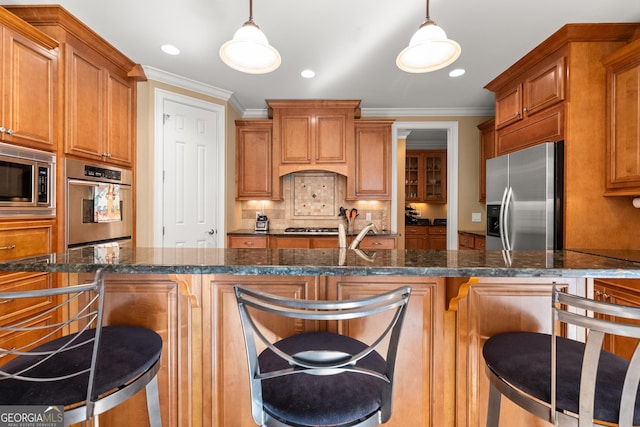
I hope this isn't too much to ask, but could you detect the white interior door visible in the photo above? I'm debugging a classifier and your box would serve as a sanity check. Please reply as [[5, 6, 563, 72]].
[[161, 96, 223, 248]]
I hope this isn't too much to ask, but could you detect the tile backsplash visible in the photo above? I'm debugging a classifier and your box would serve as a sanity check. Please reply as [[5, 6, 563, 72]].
[[240, 172, 390, 231]]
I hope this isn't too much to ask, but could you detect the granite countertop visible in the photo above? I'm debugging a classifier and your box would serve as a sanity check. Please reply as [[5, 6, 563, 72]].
[[1, 247, 639, 278]]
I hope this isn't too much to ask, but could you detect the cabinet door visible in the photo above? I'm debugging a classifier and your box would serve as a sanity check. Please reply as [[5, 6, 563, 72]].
[[428, 226, 447, 249], [523, 56, 565, 117], [478, 119, 495, 203], [326, 276, 445, 427], [204, 276, 319, 427], [65, 44, 104, 160], [315, 113, 347, 163], [604, 44, 640, 195], [424, 150, 446, 203], [97, 274, 196, 427], [405, 152, 421, 201], [353, 121, 391, 199], [495, 83, 522, 129], [105, 70, 133, 166], [236, 120, 272, 199], [2, 27, 56, 151], [280, 113, 312, 164], [594, 279, 640, 360]]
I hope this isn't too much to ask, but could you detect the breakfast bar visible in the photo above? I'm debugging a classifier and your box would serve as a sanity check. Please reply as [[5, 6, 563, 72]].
[[1, 248, 640, 427]]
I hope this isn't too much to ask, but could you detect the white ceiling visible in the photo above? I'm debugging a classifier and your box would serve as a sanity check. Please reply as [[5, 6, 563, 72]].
[[3, 0, 639, 117]]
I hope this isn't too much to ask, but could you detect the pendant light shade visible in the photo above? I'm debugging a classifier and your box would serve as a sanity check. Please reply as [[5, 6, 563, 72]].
[[397, 0, 461, 73], [219, 0, 281, 74]]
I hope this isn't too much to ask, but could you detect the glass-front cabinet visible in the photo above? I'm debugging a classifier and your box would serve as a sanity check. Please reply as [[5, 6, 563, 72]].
[[404, 150, 447, 203]]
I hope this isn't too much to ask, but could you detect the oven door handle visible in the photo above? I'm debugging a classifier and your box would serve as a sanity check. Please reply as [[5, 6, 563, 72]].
[[68, 179, 101, 187]]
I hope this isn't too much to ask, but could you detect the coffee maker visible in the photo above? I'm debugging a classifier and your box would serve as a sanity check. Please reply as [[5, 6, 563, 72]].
[[255, 214, 269, 232]]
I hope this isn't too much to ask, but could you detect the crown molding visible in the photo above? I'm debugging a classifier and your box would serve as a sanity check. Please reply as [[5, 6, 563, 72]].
[[141, 66, 244, 113], [142, 66, 495, 118]]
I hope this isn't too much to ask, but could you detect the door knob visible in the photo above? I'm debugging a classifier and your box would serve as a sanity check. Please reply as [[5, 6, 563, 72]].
[[208, 229, 216, 235]]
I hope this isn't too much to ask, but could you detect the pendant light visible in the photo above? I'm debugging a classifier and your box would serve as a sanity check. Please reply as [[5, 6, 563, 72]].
[[396, 0, 461, 73], [219, 0, 281, 74]]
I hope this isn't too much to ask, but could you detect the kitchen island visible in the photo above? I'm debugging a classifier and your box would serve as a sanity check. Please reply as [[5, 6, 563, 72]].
[[1, 248, 639, 427]]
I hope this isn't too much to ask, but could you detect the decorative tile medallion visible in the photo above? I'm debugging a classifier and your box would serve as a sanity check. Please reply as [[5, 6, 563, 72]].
[[293, 172, 336, 217]]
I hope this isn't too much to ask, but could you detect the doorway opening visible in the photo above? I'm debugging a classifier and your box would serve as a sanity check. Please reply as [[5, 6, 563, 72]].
[[391, 121, 459, 249]]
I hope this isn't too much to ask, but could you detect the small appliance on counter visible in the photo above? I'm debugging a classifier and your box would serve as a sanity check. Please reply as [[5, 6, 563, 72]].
[[255, 215, 269, 232], [432, 218, 447, 226]]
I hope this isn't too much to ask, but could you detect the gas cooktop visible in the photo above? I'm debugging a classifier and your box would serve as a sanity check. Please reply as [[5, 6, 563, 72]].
[[284, 227, 339, 235]]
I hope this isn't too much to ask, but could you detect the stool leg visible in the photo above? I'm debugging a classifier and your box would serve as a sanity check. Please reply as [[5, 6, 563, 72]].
[[146, 375, 162, 427], [486, 382, 501, 427]]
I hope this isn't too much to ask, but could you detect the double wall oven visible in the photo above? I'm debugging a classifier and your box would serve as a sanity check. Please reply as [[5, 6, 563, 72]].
[[65, 158, 132, 249]]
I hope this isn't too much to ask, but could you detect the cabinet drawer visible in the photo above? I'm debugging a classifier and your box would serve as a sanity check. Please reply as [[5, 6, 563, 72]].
[[405, 226, 428, 235], [227, 236, 268, 248], [0, 221, 53, 261], [474, 237, 486, 250], [0, 273, 55, 322], [0, 312, 56, 364], [428, 226, 447, 235], [358, 237, 396, 249], [458, 234, 474, 249]]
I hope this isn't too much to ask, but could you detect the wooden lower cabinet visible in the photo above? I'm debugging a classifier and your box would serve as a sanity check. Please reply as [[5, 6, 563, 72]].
[[593, 278, 640, 359], [203, 274, 444, 427], [449, 277, 581, 427], [204, 275, 320, 427], [93, 274, 198, 427], [326, 276, 444, 427]]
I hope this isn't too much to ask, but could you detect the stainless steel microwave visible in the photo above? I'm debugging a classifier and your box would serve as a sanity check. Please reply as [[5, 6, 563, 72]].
[[0, 142, 55, 217]]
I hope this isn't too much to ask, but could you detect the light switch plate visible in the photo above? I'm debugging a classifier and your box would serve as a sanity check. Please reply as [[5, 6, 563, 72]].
[[472, 212, 482, 222], [365, 212, 372, 221]]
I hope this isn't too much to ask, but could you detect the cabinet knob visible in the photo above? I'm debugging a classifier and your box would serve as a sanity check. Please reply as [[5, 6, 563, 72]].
[[515, 112, 521, 117], [102, 153, 112, 158], [523, 107, 529, 113], [595, 290, 610, 299], [0, 244, 16, 250]]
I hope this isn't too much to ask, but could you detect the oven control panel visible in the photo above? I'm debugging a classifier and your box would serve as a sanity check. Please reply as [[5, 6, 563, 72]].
[[84, 165, 122, 181]]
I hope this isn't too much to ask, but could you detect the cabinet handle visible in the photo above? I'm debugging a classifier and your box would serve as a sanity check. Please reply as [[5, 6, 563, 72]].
[[0, 347, 15, 357], [101, 153, 112, 158], [244, 241, 255, 246], [372, 242, 382, 245], [595, 290, 610, 299], [0, 244, 16, 250], [0, 298, 14, 304]]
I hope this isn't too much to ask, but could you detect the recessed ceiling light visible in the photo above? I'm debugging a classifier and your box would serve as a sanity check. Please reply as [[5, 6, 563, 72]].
[[449, 68, 465, 77], [161, 44, 181, 55], [301, 69, 316, 79]]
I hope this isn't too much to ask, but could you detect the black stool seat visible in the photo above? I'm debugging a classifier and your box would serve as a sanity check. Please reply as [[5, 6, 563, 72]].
[[0, 325, 162, 406], [259, 332, 386, 426], [483, 331, 640, 425]]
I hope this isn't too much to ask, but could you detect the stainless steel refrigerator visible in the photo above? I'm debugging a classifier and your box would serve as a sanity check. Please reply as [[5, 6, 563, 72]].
[[485, 142, 563, 250]]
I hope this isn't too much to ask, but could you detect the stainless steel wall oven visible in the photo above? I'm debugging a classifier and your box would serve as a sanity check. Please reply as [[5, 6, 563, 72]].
[[65, 158, 132, 248]]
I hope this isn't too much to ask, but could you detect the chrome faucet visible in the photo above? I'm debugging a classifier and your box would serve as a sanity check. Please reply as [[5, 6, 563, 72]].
[[349, 223, 377, 249]]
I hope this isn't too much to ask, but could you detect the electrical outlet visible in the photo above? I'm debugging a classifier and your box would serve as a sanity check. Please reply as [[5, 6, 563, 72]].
[[365, 212, 372, 221], [472, 212, 482, 222]]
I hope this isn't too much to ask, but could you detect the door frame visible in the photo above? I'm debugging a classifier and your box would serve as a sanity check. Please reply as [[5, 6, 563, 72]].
[[392, 121, 459, 249], [153, 88, 226, 247]]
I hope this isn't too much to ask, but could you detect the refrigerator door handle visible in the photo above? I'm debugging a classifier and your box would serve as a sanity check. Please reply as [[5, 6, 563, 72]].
[[503, 186, 514, 251], [499, 187, 509, 250]]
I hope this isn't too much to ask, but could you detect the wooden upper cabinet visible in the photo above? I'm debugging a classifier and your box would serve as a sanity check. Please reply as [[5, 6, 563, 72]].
[[494, 55, 565, 131], [488, 43, 567, 155], [602, 38, 640, 196], [405, 149, 447, 203], [268, 100, 360, 179], [494, 83, 522, 129], [235, 120, 273, 199], [65, 44, 134, 166], [478, 119, 495, 203], [5, 5, 145, 167], [350, 120, 393, 200], [0, 22, 57, 151]]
